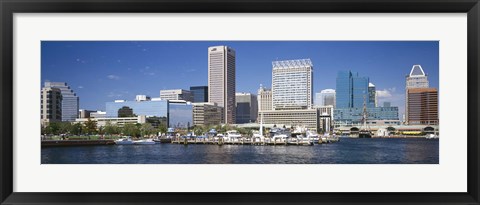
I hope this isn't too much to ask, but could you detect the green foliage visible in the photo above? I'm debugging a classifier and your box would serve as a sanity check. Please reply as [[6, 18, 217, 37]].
[[122, 123, 141, 138], [71, 123, 83, 135], [140, 123, 155, 137], [83, 118, 98, 135], [104, 122, 120, 135]]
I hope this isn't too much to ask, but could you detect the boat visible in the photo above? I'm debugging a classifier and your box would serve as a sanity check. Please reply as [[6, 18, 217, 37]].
[[133, 139, 155, 145], [272, 128, 290, 143], [225, 130, 242, 142], [306, 130, 320, 143], [425, 133, 439, 139], [252, 130, 264, 143], [114, 136, 134, 145]]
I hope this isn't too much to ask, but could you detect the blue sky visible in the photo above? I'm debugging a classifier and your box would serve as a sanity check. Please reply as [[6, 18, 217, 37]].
[[41, 41, 439, 118]]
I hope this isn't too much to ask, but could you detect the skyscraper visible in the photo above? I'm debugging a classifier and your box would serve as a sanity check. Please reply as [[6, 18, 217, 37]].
[[334, 71, 398, 125], [336, 71, 374, 109], [271, 59, 313, 110], [315, 89, 336, 107], [407, 88, 438, 125], [368, 83, 377, 107], [405, 65, 430, 124], [41, 87, 62, 126], [208, 46, 236, 124], [235, 92, 258, 124], [190, 86, 208, 102], [44, 82, 79, 122]]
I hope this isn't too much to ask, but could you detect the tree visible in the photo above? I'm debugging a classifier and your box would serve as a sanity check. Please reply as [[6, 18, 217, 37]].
[[58, 122, 73, 135], [83, 118, 97, 135], [46, 122, 61, 135], [71, 123, 83, 135], [123, 123, 140, 138], [104, 121, 120, 135], [140, 123, 155, 137]]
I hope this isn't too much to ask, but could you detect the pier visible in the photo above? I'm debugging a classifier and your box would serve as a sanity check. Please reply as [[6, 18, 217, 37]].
[[42, 140, 115, 147], [169, 137, 336, 146]]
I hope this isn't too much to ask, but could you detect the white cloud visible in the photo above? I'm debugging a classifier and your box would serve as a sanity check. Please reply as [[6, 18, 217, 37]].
[[78, 86, 84, 89], [107, 91, 124, 98], [107, 75, 120, 80], [376, 89, 392, 98]]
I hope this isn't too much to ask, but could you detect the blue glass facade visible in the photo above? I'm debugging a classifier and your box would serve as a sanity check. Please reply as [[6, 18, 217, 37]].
[[335, 71, 352, 108], [336, 71, 375, 108], [190, 86, 208, 102], [169, 103, 193, 128], [334, 107, 399, 124], [105, 100, 193, 128], [334, 70, 398, 123]]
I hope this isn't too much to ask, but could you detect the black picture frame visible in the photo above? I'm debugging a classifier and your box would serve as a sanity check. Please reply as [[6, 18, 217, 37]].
[[1, 0, 479, 204]]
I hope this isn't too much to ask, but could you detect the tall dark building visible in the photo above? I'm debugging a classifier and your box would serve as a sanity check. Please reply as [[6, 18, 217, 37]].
[[190, 86, 208, 103]]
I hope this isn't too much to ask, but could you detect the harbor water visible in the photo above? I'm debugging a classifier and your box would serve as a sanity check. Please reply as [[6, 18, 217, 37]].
[[41, 138, 439, 164]]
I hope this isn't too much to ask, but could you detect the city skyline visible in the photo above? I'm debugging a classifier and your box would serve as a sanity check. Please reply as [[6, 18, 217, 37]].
[[41, 41, 439, 117]]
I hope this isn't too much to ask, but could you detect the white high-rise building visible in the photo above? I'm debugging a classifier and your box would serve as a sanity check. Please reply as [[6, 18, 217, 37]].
[[135, 95, 151, 102], [271, 59, 313, 110], [406, 65, 429, 89], [208, 45, 236, 124], [160, 89, 193, 102], [405, 65, 429, 125], [315, 89, 336, 107], [44, 82, 79, 122], [257, 85, 272, 112]]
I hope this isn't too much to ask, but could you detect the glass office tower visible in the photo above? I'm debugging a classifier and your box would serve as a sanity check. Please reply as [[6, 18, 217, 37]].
[[190, 86, 208, 102], [44, 82, 79, 122]]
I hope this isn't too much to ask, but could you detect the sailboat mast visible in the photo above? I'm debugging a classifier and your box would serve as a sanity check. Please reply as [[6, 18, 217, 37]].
[[260, 112, 264, 136]]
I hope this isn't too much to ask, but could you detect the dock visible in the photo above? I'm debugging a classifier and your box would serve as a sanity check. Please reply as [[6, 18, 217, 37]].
[[42, 140, 115, 147], [169, 138, 332, 146]]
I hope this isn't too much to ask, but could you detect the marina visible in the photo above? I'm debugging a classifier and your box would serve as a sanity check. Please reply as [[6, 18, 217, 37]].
[[41, 138, 439, 164]]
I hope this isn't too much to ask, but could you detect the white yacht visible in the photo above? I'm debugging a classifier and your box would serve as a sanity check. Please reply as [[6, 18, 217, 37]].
[[225, 130, 242, 142], [425, 134, 439, 139], [115, 136, 134, 145], [133, 139, 155, 145]]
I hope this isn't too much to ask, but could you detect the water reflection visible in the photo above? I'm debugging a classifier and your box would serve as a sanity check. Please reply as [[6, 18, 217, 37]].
[[42, 138, 439, 164]]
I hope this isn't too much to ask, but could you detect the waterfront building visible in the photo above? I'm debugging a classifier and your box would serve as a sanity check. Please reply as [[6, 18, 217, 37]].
[[334, 71, 398, 125], [257, 85, 272, 112], [407, 88, 439, 125], [368, 83, 377, 107], [135, 95, 151, 102], [257, 109, 319, 130], [192, 102, 223, 126], [208, 45, 236, 124], [160, 89, 193, 102], [78, 109, 96, 118], [105, 98, 193, 128], [315, 89, 335, 107], [75, 115, 146, 127], [272, 59, 313, 110], [41, 87, 62, 125], [405, 65, 431, 125], [334, 107, 399, 126], [235, 92, 258, 124], [190, 86, 208, 103], [90, 111, 106, 118], [336, 71, 375, 109], [44, 82, 79, 122], [318, 105, 334, 133]]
